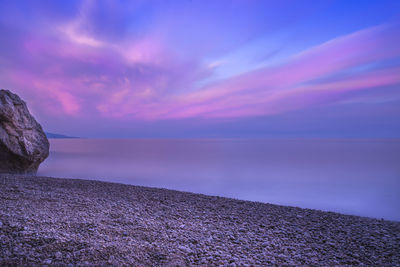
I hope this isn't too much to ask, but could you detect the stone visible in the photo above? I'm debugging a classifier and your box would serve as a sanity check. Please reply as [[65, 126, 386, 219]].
[[43, 259, 52, 265], [0, 89, 49, 174], [178, 245, 192, 253], [55, 251, 62, 259], [166, 255, 186, 267]]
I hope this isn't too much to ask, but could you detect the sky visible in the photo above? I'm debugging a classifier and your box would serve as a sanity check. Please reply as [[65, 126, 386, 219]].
[[0, 0, 399, 138]]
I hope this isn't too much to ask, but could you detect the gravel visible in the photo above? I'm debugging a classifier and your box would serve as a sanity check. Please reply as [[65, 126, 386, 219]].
[[1, 174, 399, 266]]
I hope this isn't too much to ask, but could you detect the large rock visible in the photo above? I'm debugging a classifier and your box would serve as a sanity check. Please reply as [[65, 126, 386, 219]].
[[0, 89, 49, 174]]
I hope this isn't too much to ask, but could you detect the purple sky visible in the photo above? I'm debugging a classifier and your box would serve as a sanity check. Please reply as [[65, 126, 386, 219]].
[[1, 0, 400, 138]]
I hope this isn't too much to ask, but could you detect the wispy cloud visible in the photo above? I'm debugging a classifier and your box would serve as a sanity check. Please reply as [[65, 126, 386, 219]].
[[96, 22, 400, 119], [0, 0, 399, 137]]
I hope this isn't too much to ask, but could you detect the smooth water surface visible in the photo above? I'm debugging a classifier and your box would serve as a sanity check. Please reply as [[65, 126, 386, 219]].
[[38, 139, 400, 221]]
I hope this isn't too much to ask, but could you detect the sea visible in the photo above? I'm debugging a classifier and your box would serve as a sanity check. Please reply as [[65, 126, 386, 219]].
[[38, 139, 400, 221]]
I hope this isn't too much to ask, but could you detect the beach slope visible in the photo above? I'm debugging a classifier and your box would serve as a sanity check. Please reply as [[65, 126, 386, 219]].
[[1, 174, 399, 266]]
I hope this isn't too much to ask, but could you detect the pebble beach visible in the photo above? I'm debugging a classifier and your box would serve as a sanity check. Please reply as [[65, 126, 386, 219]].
[[1, 174, 399, 266]]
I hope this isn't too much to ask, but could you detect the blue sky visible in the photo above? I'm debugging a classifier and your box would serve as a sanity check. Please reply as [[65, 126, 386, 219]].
[[0, 0, 399, 138]]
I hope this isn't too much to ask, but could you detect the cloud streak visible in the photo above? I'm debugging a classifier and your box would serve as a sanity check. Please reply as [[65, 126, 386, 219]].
[[96, 22, 400, 119], [0, 0, 399, 137]]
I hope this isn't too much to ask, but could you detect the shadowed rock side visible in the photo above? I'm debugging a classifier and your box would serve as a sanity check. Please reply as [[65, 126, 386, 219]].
[[0, 89, 49, 174], [0, 175, 399, 266]]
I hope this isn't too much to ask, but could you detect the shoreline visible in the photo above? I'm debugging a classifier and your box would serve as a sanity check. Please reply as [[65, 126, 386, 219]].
[[1, 174, 399, 265], [28, 173, 400, 223]]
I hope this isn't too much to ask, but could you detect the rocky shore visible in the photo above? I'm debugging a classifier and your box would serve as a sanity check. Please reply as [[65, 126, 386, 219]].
[[1, 174, 399, 266]]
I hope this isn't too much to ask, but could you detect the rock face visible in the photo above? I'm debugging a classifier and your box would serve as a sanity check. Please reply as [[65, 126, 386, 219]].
[[0, 89, 49, 174]]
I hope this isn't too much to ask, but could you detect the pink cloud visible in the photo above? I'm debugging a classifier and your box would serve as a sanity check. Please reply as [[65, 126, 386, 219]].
[[91, 22, 400, 120], [6, 70, 82, 116], [2, 5, 400, 123], [156, 22, 400, 119]]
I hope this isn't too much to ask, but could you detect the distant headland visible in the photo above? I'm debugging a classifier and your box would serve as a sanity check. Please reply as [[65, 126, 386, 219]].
[[45, 132, 79, 139]]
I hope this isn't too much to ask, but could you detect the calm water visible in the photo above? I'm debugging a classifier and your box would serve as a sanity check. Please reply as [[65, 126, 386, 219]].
[[38, 139, 400, 221]]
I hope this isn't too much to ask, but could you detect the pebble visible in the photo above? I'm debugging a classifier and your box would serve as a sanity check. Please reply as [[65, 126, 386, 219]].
[[43, 259, 52, 265], [178, 245, 192, 253], [0, 174, 399, 266], [55, 251, 62, 259]]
